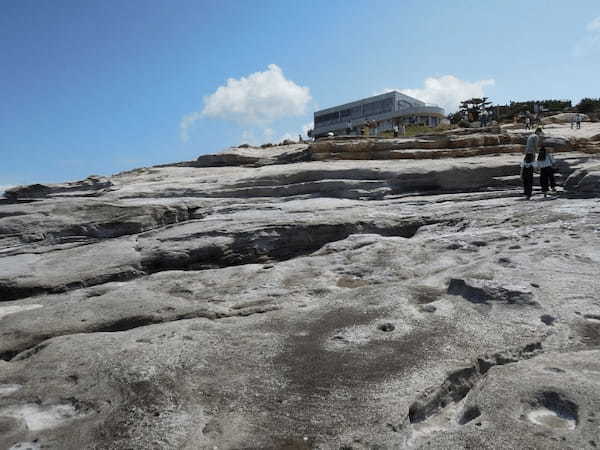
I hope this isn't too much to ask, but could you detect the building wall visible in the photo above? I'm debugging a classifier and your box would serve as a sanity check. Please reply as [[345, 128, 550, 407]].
[[313, 91, 444, 137]]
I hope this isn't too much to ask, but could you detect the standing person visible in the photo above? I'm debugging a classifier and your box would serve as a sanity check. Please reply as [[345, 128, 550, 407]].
[[576, 114, 582, 129], [482, 109, 489, 127], [363, 120, 370, 136], [346, 121, 352, 135], [393, 124, 399, 137], [521, 128, 543, 199], [521, 154, 535, 200], [536, 145, 557, 197], [525, 115, 531, 130]]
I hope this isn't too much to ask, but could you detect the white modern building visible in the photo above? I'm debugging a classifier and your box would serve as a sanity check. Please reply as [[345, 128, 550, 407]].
[[312, 91, 445, 138]]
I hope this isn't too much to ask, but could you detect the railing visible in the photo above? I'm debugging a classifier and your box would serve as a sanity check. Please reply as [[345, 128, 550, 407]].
[[397, 105, 445, 116]]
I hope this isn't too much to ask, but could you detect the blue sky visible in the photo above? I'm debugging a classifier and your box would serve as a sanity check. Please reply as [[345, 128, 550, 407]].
[[1, 0, 599, 190]]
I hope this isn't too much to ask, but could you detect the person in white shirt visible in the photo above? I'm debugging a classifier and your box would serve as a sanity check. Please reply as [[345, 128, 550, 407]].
[[480, 109, 488, 127], [536, 145, 557, 197], [521, 128, 543, 199]]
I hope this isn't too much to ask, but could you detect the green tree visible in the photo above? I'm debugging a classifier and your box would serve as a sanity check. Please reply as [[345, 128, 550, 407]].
[[576, 98, 600, 114], [459, 97, 492, 121]]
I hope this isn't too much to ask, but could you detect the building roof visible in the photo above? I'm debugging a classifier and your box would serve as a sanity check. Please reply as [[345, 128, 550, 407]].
[[314, 90, 427, 116]]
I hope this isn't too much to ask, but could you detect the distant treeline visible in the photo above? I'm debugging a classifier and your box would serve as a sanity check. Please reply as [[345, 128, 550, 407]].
[[492, 98, 600, 120], [495, 100, 572, 119], [576, 98, 600, 114], [449, 97, 600, 123]]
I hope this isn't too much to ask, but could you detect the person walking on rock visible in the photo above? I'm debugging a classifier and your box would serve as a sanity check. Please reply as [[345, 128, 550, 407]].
[[536, 145, 557, 197], [524, 115, 531, 130], [521, 128, 543, 199]]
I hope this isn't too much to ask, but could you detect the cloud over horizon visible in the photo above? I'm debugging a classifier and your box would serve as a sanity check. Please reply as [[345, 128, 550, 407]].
[[380, 75, 495, 113], [181, 64, 311, 142], [239, 125, 305, 147], [574, 15, 600, 57]]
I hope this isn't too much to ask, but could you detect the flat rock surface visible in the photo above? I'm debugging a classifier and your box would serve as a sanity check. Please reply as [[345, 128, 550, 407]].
[[1, 138, 600, 449], [506, 121, 600, 140]]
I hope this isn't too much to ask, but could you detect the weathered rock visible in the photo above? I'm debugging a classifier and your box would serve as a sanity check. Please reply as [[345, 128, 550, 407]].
[[190, 143, 311, 167], [564, 165, 600, 194], [309, 132, 575, 161], [4, 176, 113, 202], [447, 278, 536, 306], [411, 350, 600, 449], [542, 112, 590, 124], [2, 131, 600, 449]]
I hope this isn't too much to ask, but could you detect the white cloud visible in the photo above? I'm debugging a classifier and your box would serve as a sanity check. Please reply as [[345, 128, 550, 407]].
[[180, 64, 311, 142], [239, 127, 300, 146], [382, 75, 495, 113], [587, 16, 600, 32], [179, 111, 202, 143], [263, 128, 275, 140], [203, 64, 310, 123], [574, 16, 600, 56]]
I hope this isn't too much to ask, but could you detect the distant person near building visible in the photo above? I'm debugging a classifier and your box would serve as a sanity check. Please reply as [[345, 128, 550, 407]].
[[346, 121, 352, 135], [524, 116, 531, 130], [536, 145, 557, 197], [393, 124, 399, 137], [480, 109, 488, 127]]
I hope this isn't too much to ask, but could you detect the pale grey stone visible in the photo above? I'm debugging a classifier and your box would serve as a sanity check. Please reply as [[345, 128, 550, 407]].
[[1, 134, 600, 449]]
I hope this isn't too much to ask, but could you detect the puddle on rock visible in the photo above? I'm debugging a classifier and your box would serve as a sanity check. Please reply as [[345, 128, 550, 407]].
[[0, 403, 88, 431], [9, 442, 42, 450], [527, 408, 576, 430]]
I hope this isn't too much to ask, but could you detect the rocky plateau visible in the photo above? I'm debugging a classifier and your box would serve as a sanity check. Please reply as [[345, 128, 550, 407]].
[[1, 124, 600, 449]]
